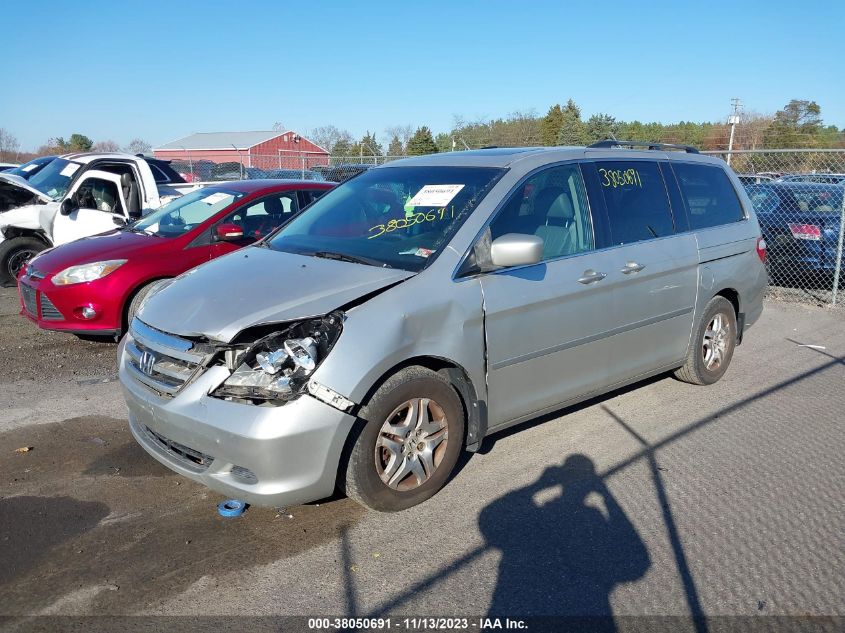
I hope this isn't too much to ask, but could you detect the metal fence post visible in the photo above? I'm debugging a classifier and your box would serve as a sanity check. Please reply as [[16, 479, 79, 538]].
[[831, 191, 845, 306]]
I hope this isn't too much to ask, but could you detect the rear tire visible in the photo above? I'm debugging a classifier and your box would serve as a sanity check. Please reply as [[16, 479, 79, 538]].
[[675, 296, 737, 386], [0, 237, 46, 286], [342, 366, 465, 512]]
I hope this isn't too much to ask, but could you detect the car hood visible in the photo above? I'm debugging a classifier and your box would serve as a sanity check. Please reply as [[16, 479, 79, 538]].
[[27, 230, 157, 274], [138, 247, 415, 342], [0, 173, 53, 204]]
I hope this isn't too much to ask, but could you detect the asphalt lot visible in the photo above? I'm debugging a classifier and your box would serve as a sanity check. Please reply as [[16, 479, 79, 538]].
[[0, 285, 843, 624]]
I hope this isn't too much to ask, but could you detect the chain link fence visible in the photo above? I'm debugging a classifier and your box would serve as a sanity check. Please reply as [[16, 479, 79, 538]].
[[704, 149, 845, 307], [160, 147, 845, 308]]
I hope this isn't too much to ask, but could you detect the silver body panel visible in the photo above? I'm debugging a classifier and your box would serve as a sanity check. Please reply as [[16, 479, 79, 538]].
[[121, 146, 767, 507]]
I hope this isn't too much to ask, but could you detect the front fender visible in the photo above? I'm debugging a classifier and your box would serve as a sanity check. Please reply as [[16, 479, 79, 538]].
[[0, 202, 58, 241]]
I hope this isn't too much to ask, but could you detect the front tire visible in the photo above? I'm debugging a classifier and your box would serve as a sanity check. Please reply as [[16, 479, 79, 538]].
[[342, 366, 465, 512], [675, 296, 737, 385], [0, 237, 46, 286]]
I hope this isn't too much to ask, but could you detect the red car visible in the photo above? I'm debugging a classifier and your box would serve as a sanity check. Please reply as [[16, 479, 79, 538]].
[[18, 180, 333, 338]]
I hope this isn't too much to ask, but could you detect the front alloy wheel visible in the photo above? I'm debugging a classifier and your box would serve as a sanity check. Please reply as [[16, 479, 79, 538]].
[[343, 366, 465, 512], [375, 397, 449, 491]]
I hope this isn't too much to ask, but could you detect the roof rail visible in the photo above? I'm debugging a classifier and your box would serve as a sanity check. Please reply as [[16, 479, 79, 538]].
[[587, 139, 699, 154]]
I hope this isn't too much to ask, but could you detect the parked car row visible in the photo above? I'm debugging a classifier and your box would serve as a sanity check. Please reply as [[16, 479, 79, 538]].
[[170, 160, 374, 184], [18, 179, 333, 337], [0, 152, 197, 284], [743, 180, 844, 281]]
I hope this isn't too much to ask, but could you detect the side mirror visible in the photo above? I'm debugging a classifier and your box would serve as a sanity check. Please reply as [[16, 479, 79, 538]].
[[490, 234, 544, 268], [215, 223, 244, 242], [112, 216, 127, 226], [59, 198, 75, 216]]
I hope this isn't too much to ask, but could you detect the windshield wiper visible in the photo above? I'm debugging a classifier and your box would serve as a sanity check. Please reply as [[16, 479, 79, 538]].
[[311, 250, 391, 268], [120, 225, 159, 237]]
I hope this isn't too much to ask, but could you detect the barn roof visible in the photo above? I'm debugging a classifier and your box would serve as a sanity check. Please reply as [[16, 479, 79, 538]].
[[156, 131, 292, 151]]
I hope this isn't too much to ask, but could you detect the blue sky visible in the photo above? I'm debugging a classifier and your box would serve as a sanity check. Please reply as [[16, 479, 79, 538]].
[[3, 0, 844, 150]]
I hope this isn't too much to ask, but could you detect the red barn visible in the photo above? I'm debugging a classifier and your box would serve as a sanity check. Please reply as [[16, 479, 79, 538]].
[[154, 130, 329, 171]]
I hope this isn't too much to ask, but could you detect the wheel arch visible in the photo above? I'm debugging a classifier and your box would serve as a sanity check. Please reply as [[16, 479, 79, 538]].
[[354, 355, 487, 453], [1, 226, 51, 245], [120, 276, 172, 335], [713, 287, 743, 343]]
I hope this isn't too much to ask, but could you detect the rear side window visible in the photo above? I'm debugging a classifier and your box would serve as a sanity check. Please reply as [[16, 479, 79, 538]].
[[673, 163, 744, 229], [593, 161, 674, 245]]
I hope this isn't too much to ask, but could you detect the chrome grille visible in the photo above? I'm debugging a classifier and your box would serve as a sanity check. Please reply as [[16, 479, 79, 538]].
[[124, 318, 209, 397], [19, 283, 36, 315], [143, 425, 213, 471], [39, 294, 63, 320]]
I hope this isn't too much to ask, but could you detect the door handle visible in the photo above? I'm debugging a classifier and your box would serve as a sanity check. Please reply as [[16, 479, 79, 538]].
[[621, 261, 645, 274], [577, 269, 607, 284]]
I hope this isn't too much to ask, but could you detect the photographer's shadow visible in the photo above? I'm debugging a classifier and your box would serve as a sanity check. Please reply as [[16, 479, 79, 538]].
[[479, 454, 650, 624]]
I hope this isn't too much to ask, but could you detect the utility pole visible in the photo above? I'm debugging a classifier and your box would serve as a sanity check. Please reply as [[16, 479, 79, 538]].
[[727, 97, 742, 166]]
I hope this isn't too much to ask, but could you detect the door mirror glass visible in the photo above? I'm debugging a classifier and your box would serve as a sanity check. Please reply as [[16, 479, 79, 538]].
[[490, 234, 544, 268], [112, 215, 127, 226], [59, 198, 75, 216], [215, 223, 244, 242]]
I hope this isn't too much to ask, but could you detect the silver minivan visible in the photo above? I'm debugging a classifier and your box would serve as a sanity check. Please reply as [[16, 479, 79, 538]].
[[119, 142, 767, 511]]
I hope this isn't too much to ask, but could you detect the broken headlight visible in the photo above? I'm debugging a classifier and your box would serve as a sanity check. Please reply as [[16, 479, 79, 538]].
[[210, 313, 342, 404]]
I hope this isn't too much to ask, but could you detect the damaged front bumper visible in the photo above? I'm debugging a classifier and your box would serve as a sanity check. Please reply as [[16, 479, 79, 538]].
[[119, 335, 357, 507]]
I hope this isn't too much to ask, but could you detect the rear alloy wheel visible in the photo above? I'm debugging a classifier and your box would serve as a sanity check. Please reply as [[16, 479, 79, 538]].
[[0, 237, 46, 286], [675, 296, 737, 385], [343, 366, 464, 511]]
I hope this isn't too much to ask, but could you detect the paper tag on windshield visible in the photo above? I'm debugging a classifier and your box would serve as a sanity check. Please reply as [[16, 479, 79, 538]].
[[22, 164, 39, 172], [60, 163, 80, 178], [202, 192, 231, 205], [408, 184, 464, 208]]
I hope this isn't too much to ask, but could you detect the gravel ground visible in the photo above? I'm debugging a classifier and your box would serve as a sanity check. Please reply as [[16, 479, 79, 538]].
[[0, 285, 843, 630]]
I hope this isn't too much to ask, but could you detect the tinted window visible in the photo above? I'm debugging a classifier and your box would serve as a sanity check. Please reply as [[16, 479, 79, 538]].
[[745, 185, 781, 213], [593, 161, 673, 245], [224, 193, 299, 241], [490, 164, 593, 261], [673, 163, 744, 229]]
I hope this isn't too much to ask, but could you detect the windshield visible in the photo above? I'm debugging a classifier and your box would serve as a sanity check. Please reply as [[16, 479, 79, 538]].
[[7, 157, 54, 180], [266, 166, 504, 271], [26, 158, 82, 200], [133, 188, 245, 237]]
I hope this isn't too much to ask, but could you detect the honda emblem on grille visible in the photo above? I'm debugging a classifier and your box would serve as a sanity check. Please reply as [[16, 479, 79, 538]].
[[139, 350, 156, 375]]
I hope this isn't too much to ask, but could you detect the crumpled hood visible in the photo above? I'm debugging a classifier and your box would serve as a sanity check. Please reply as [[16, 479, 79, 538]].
[[138, 246, 415, 342], [0, 173, 53, 204]]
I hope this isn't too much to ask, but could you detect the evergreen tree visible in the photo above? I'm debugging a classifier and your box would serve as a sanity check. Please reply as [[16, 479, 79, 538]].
[[435, 133, 453, 152], [540, 104, 564, 146], [406, 126, 438, 155], [557, 100, 587, 146], [585, 114, 618, 143], [387, 134, 403, 156]]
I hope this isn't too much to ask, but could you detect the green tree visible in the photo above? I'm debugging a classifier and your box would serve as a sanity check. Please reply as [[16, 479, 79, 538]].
[[435, 133, 452, 153], [540, 104, 564, 146], [332, 138, 352, 157], [764, 99, 824, 148], [68, 133, 93, 152], [406, 126, 438, 155], [387, 134, 403, 156], [359, 131, 383, 157], [557, 100, 587, 145], [585, 113, 618, 143]]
